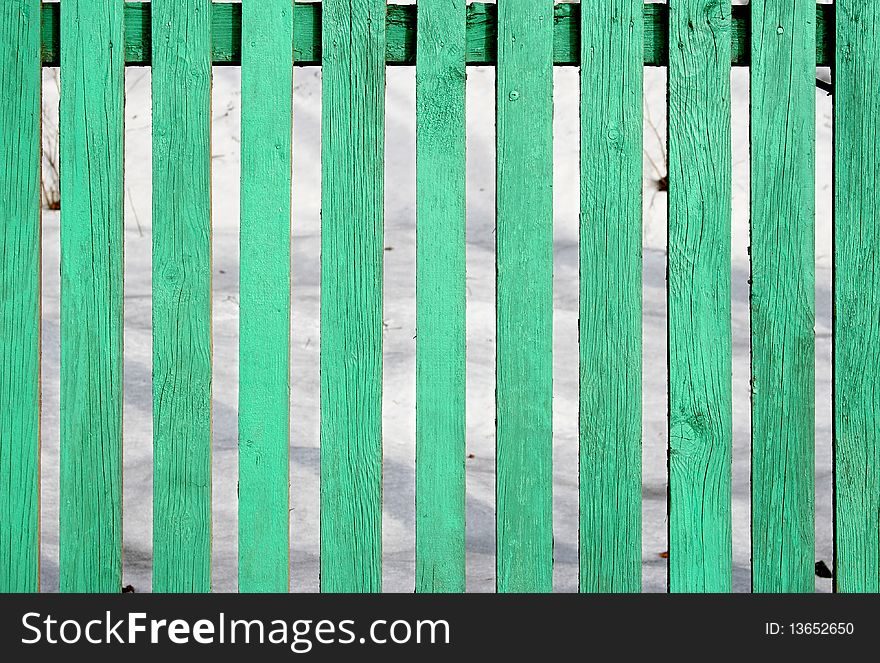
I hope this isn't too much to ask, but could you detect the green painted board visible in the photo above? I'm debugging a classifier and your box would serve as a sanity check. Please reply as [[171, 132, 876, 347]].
[[37, 3, 836, 68], [667, 0, 733, 593], [834, 0, 880, 593], [320, 0, 385, 593], [415, 0, 467, 594], [579, 0, 643, 594], [0, 0, 41, 594], [496, 0, 554, 594], [750, 0, 815, 594], [58, 0, 124, 593], [151, 0, 213, 593], [238, 0, 293, 594]]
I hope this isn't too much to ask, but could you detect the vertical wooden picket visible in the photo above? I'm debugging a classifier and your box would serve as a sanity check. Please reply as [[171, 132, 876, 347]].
[[152, 0, 213, 593], [320, 0, 386, 593], [834, 0, 880, 593], [579, 0, 643, 593], [0, 0, 41, 594], [238, 0, 294, 594], [415, 0, 467, 593], [667, 0, 733, 592], [496, 0, 554, 593], [750, 0, 815, 593], [58, 0, 124, 593]]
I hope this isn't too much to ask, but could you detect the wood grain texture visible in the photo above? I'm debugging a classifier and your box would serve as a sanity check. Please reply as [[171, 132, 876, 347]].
[[415, 0, 467, 594], [579, 0, 643, 593], [151, 0, 213, 593], [320, 0, 385, 593], [750, 0, 815, 594], [834, 0, 880, 593], [58, 0, 124, 593], [37, 3, 836, 68], [0, 0, 41, 593], [496, 0, 554, 594], [667, 0, 733, 593], [238, 0, 293, 593]]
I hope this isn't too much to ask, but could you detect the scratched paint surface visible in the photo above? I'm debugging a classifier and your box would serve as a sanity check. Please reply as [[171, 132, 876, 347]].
[[320, 0, 386, 593], [151, 0, 213, 593], [750, 0, 815, 593], [579, 0, 643, 593], [495, 0, 554, 594], [667, 0, 733, 593], [834, 0, 880, 593], [0, 0, 41, 593]]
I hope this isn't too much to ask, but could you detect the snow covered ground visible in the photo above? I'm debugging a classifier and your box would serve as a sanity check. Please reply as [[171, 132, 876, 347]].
[[36, 0, 835, 593]]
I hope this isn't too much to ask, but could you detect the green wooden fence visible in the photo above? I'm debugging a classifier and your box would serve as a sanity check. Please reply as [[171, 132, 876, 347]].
[[0, 0, 876, 594]]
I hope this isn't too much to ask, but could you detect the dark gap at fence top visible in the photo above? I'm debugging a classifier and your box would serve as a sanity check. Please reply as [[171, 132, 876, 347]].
[[39, 2, 834, 68]]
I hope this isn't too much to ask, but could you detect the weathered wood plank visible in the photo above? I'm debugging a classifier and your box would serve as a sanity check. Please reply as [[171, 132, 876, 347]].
[[58, 0, 124, 593], [238, 0, 293, 593], [37, 3, 837, 68], [151, 0, 213, 593], [0, 0, 41, 594], [496, 0, 554, 594], [667, 0, 733, 593], [579, 0, 643, 593], [834, 0, 880, 593], [750, 0, 815, 594], [320, 0, 385, 593], [414, 0, 467, 594]]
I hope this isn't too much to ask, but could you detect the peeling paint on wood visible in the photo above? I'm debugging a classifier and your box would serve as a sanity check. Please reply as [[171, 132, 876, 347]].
[[0, 0, 41, 594], [834, 0, 880, 594], [59, 0, 124, 593], [238, 0, 294, 594], [415, 0, 467, 594], [667, 0, 733, 593], [496, 0, 554, 594], [750, 0, 816, 593], [579, 0, 643, 594], [151, 0, 213, 593], [320, 0, 386, 594]]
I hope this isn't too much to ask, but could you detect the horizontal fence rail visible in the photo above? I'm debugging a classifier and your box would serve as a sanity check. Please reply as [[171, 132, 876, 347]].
[[36, 2, 836, 68], [2, 0, 879, 595]]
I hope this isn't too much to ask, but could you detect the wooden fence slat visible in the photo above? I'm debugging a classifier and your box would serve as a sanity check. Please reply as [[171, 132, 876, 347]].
[[37, 3, 837, 68], [238, 0, 293, 593], [579, 0, 643, 593], [415, 0, 467, 594], [320, 0, 385, 593], [667, 0, 733, 593], [0, 0, 41, 594], [496, 0, 554, 593], [750, 0, 815, 593], [58, 0, 124, 593], [834, 0, 880, 593], [151, 0, 213, 593]]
